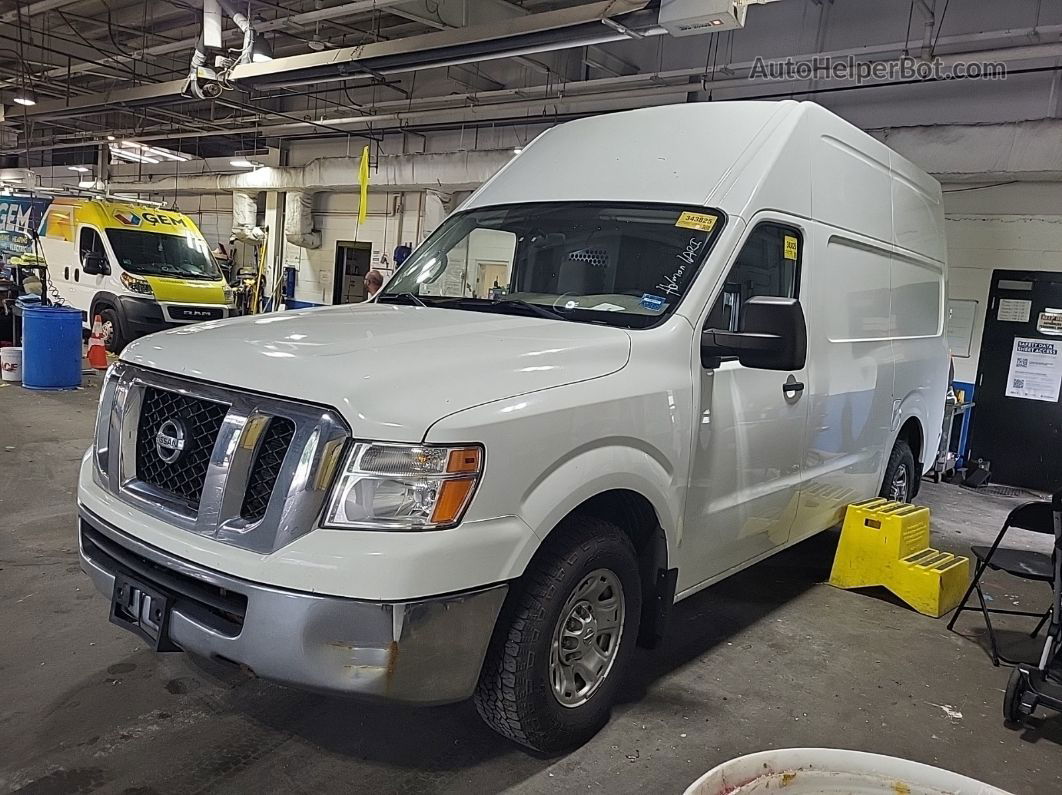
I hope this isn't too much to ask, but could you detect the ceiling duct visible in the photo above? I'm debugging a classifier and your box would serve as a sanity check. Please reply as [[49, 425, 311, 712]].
[[285, 191, 321, 249], [231, 190, 266, 244], [104, 150, 515, 196], [231, 0, 657, 90]]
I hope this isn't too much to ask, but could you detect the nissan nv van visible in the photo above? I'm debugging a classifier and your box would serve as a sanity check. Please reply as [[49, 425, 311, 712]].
[[77, 101, 948, 752]]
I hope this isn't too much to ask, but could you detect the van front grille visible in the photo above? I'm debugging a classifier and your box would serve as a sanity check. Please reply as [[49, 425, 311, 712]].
[[135, 387, 229, 509], [95, 363, 350, 553], [241, 417, 296, 522]]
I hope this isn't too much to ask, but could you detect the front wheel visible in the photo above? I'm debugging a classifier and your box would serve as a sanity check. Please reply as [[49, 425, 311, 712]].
[[880, 438, 917, 503], [474, 517, 642, 753], [1004, 668, 1027, 725], [99, 307, 127, 354]]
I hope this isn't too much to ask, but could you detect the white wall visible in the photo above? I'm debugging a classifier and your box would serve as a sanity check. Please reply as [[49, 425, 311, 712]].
[[282, 191, 424, 306], [943, 182, 1062, 383]]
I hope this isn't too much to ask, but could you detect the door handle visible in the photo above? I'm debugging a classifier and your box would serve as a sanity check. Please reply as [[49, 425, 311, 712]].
[[782, 380, 805, 396]]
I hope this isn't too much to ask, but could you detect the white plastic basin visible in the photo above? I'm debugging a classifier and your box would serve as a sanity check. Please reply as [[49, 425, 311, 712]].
[[683, 748, 1011, 795]]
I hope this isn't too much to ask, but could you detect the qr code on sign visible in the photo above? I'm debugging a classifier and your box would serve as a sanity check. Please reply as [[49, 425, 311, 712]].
[[1012, 378, 1025, 389]]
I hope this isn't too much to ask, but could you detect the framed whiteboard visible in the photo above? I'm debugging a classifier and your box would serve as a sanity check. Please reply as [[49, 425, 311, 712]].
[[947, 299, 978, 358]]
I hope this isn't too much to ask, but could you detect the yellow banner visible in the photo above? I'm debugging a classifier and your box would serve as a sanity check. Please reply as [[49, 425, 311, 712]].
[[358, 145, 370, 225]]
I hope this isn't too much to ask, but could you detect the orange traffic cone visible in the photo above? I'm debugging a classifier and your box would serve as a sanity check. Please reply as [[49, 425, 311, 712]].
[[87, 314, 108, 370]]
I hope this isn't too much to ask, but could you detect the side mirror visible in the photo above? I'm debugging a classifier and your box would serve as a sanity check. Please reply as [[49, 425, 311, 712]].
[[702, 296, 807, 371], [82, 252, 110, 276]]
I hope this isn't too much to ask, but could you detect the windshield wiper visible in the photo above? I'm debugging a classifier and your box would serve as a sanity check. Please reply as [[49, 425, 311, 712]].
[[488, 298, 565, 320], [378, 292, 429, 307]]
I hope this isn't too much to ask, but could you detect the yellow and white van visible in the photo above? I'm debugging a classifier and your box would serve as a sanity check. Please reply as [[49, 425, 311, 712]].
[[39, 198, 232, 351]]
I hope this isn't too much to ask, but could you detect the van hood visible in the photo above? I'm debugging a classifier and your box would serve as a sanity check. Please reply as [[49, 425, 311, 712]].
[[122, 303, 632, 441]]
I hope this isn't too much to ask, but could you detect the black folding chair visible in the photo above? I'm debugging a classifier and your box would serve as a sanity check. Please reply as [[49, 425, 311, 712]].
[[947, 498, 1058, 666]]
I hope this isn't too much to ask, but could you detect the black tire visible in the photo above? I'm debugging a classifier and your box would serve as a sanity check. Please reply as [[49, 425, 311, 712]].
[[880, 438, 917, 503], [474, 516, 642, 753], [1004, 668, 1026, 725], [99, 306, 126, 354]]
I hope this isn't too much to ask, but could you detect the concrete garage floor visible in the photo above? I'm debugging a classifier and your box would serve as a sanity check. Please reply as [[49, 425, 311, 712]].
[[1, 381, 1060, 795]]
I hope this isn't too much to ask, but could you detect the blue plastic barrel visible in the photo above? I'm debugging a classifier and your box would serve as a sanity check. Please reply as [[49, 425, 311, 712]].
[[21, 305, 83, 390]]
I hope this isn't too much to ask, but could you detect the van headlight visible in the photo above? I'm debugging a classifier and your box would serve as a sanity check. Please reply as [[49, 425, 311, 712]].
[[323, 443, 483, 530], [121, 272, 154, 296]]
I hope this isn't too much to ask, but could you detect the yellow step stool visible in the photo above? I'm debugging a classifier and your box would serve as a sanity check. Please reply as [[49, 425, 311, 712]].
[[828, 498, 970, 618]]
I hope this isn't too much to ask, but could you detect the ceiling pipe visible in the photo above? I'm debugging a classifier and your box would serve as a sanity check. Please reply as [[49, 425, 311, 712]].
[[230, 0, 656, 89]]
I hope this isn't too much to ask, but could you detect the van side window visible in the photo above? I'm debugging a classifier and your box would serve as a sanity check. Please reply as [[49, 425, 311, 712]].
[[79, 227, 105, 266], [705, 223, 802, 332]]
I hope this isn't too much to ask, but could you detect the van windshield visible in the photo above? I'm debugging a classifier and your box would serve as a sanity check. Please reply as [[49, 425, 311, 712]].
[[106, 229, 221, 280], [379, 202, 724, 328]]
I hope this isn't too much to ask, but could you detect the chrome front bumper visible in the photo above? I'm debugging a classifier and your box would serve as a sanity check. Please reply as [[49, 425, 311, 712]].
[[78, 508, 507, 704]]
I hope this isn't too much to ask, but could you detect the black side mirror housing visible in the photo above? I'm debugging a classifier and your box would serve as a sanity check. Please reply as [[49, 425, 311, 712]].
[[701, 296, 807, 371], [82, 253, 110, 276]]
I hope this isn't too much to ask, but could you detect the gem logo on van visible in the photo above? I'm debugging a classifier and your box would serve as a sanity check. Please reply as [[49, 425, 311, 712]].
[[113, 210, 187, 229]]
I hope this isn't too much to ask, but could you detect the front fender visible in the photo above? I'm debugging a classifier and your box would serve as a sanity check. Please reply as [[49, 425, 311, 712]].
[[518, 442, 679, 551]]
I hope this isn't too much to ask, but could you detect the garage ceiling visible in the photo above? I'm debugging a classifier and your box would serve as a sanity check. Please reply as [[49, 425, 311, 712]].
[[0, 0, 1061, 169]]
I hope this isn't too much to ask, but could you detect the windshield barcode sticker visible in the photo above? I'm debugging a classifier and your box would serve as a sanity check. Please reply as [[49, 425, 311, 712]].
[[675, 212, 717, 232]]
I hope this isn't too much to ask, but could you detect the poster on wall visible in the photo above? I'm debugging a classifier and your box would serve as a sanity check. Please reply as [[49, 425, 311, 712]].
[[1005, 337, 1062, 403], [0, 196, 52, 261]]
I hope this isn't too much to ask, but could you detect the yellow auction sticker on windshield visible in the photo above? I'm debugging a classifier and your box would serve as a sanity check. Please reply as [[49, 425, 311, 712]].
[[784, 235, 799, 260], [675, 212, 717, 232]]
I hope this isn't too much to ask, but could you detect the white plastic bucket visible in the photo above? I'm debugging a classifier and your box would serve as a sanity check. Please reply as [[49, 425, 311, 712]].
[[683, 748, 1011, 795], [1, 346, 22, 383]]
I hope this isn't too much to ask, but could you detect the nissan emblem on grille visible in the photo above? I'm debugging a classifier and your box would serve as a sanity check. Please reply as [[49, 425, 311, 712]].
[[155, 419, 188, 464]]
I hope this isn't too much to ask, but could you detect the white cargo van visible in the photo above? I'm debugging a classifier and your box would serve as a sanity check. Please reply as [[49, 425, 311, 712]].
[[78, 101, 948, 752]]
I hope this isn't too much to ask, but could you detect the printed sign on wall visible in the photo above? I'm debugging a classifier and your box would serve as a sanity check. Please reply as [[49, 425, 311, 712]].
[[1005, 337, 1062, 403], [0, 196, 52, 257], [997, 298, 1032, 323], [1037, 310, 1062, 336]]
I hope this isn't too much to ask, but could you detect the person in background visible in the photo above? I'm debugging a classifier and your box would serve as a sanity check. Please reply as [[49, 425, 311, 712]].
[[364, 269, 384, 300]]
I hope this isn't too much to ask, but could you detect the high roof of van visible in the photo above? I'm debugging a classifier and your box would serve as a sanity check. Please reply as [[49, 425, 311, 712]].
[[464, 100, 945, 263]]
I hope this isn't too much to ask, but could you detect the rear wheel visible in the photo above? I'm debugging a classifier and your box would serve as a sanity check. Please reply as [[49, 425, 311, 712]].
[[880, 438, 917, 503], [474, 516, 641, 753]]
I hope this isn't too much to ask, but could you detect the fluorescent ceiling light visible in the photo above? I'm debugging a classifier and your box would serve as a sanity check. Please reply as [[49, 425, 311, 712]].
[[106, 135, 116, 141], [13, 95, 35, 106], [67, 166, 90, 173], [110, 146, 159, 164], [122, 140, 142, 148], [230, 158, 256, 168], [513, 148, 523, 154], [145, 146, 189, 162]]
